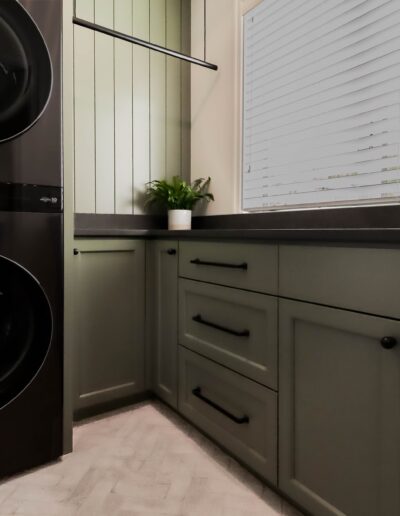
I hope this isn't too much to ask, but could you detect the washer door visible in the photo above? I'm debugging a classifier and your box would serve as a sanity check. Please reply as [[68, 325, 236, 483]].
[[0, 256, 52, 409], [0, 0, 52, 143]]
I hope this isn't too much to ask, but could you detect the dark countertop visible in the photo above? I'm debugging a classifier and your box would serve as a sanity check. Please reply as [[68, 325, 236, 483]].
[[74, 227, 400, 243], [74, 205, 400, 243]]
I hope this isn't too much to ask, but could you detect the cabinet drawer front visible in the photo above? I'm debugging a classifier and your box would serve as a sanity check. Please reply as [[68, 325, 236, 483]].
[[179, 241, 278, 294], [179, 279, 278, 389], [280, 244, 400, 319], [178, 347, 277, 484]]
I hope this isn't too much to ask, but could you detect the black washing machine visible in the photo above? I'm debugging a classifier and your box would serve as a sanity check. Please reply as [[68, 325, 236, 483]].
[[0, 0, 61, 186], [0, 0, 63, 479], [0, 189, 63, 479]]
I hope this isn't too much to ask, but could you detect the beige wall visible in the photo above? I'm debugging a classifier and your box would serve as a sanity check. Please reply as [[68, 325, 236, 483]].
[[73, 0, 190, 214], [190, 0, 262, 215]]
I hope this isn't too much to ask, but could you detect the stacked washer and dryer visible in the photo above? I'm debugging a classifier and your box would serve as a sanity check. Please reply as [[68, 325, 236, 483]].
[[0, 0, 63, 478]]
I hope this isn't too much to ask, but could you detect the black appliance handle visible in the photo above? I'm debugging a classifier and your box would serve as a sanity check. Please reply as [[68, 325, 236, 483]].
[[190, 258, 248, 270], [192, 387, 250, 425], [192, 314, 250, 338]]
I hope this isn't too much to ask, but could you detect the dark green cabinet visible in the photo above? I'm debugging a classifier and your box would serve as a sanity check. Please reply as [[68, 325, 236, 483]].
[[69, 237, 400, 516], [279, 299, 400, 516], [73, 239, 146, 415], [148, 240, 179, 408]]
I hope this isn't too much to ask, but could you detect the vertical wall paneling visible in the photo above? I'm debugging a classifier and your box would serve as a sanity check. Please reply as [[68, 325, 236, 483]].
[[166, 0, 182, 180], [132, 0, 150, 213], [94, 0, 115, 214], [74, 0, 190, 214], [190, 0, 204, 60], [150, 0, 166, 182], [181, 0, 191, 182], [74, 0, 96, 213], [114, 0, 134, 214]]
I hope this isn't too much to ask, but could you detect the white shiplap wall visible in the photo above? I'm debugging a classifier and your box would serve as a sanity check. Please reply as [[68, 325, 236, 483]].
[[74, 0, 190, 214]]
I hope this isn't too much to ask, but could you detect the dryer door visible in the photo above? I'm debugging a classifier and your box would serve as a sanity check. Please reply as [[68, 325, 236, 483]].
[[0, 256, 52, 409], [0, 0, 52, 143]]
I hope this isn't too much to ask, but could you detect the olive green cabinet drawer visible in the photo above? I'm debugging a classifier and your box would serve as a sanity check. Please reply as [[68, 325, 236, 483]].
[[179, 279, 278, 389], [280, 244, 400, 319], [178, 347, 277, 484], [179, 241, 278, 294]]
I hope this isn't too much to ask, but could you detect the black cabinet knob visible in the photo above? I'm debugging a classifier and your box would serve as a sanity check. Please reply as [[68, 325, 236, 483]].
[[73, 248, 79, 256], [167, 248, 177, 255], [381, 336, 397, 349]]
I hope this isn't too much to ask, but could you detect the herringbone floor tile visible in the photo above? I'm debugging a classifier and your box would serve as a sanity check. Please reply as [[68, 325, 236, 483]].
[[0, 401, 302, 516]]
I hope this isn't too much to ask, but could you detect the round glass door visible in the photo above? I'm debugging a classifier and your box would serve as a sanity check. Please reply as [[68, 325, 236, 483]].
[[0, 256, 52, 409], [0, 0, 52, 143]]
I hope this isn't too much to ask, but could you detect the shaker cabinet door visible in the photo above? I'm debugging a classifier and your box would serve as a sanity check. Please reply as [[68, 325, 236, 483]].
[[73, 239, 146, 415], [279, 299, 400, 516]]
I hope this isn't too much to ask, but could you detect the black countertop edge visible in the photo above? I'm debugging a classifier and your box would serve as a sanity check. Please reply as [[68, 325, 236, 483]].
[[75, 213, 167, 230], [74, 227, 400, 243], [192, 204, 400, 230], [75, 207, 400, 243]]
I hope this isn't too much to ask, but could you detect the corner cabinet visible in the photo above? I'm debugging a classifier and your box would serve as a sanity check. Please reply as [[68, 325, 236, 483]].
[[72, 239, 146, 416], [148, 240, 179, 408], [279, 299, 400, 516]]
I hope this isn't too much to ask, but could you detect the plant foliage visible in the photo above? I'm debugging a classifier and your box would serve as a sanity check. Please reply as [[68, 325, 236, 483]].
[[145, 176, 214, 210]]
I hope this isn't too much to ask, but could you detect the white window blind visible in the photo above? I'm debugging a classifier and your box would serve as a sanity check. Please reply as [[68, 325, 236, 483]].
[[242, 0, 400, 211]]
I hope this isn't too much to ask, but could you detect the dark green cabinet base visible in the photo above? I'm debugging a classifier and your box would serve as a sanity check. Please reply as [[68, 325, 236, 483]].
[[71, 238, 400, 516]]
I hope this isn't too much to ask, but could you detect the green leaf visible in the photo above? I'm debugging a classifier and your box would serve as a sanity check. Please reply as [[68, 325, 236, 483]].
[[145, 176, 214, 211]]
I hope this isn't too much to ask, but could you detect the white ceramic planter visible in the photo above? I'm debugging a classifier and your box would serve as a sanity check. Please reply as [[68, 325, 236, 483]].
[[168, 210, 192, 230]]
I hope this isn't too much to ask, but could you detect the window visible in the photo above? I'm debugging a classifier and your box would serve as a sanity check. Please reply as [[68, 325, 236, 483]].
[[242, 0, 400, 212]]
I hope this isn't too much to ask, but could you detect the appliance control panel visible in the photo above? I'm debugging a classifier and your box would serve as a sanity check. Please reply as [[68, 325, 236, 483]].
[[0, 183, 63, 213]]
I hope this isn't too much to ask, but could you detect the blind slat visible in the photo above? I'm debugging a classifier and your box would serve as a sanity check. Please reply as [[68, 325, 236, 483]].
[[247, 36, 400, 109], [244, 156, 400, 183], [246, 119, 400, 155], [247, 92, 400, 141], [246, 0, 397, 72], [244, 168, 400, 193], [246, 104, 398, 146]]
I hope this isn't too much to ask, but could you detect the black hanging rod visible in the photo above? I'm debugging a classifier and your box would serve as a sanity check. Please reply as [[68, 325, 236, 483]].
[[73, 17, 218, 71]]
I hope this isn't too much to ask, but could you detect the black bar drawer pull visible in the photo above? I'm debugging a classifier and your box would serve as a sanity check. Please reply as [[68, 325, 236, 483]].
[[190, 258, 248, 270], [192, 387, 250, 425], [192, 314, 250, 337]]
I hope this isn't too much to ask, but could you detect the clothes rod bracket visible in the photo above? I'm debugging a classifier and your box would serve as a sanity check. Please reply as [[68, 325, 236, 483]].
[[73, 17, 218, 71]]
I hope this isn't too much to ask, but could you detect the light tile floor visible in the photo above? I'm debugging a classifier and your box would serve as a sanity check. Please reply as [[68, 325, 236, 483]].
[[0, 401, 303, 516]]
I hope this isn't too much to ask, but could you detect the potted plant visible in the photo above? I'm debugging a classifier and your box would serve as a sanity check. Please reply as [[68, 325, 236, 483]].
[[146, 176, 214, 230]]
